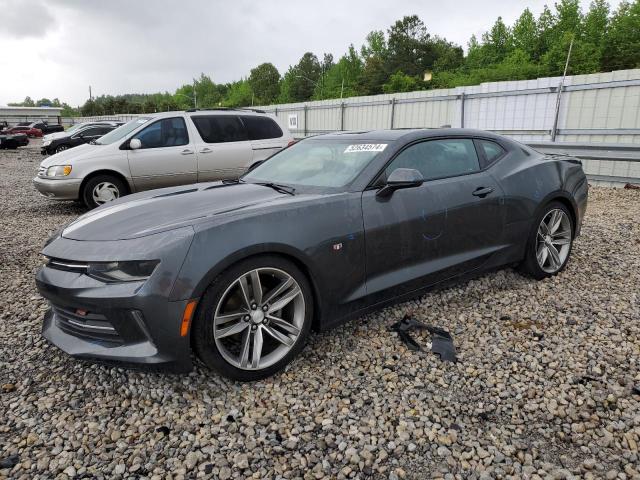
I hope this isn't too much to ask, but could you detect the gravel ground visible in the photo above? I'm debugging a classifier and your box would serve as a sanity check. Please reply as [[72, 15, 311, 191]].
[[1, 140, 639, 480]]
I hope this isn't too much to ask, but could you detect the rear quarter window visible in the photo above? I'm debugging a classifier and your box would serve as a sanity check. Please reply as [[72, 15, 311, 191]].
[[476, 139, 506, 168], [191, 115, 248, 143], [240, 116, 283, 140]]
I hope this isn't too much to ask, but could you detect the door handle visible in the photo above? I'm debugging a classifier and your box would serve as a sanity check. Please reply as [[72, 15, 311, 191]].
[[472, 186, 494, 197], [200, 147, 213, 154], [181, 149, 194, 155]]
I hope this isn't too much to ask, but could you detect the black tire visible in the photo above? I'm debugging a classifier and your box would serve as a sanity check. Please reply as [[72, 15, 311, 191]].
[[55, 144, 69, 154], [519, 201, 574, 280], [192, 255, 313, 381], [81, 174, 127, 209]]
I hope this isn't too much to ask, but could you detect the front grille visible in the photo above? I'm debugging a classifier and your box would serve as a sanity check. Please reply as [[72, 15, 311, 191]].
[[54, 305, 123, 345]]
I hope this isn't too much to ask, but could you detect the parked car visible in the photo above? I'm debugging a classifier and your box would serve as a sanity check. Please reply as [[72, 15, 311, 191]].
[[29, 121, 65, 134], [36, 129, 588, 380], [41, 123, 121, 155], [1, 125, 43, 137], [33, 109, 293, 208], [42, 121, 123, 142], [0, 133, 29, 149]]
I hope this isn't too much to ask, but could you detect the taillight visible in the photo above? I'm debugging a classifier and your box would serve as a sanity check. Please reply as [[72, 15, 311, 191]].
[[287, 140, 297, 147]]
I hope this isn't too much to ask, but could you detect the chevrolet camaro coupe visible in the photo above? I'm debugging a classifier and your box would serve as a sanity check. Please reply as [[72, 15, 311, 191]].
[[36, 129, 588, 381]]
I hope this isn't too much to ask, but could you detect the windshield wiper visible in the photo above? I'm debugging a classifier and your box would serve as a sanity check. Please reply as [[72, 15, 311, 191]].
[[253, 182, 295, 195]]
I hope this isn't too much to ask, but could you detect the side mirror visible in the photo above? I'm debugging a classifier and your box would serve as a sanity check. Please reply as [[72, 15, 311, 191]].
[[376, 168, 424, 197], [129, 138, 142, 150]]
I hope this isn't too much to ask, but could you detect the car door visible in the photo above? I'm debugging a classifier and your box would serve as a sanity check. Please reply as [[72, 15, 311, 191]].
[[189, 114, 253, 181], [239, 115, 288, 164], [126, 116, 197, 191], [361, 137, 504, 299]]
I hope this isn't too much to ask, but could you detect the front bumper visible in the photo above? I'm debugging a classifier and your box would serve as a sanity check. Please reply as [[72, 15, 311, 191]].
[[33, 176, 82, 200], [36, 227, 196, 372]]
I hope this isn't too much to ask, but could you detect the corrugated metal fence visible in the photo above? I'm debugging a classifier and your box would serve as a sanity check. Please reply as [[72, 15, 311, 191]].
[[64, 68, 640, 185]]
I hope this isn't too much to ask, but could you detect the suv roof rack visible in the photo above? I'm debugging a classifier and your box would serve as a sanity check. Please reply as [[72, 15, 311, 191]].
[[185, 107, 266, 114]]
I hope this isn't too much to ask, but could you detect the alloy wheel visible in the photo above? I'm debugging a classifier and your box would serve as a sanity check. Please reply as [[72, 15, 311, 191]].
[[213, 267, 305, 370], [55, 145, 68, 153], [536, 209, 572, 273], [92, 182, 120, 205]]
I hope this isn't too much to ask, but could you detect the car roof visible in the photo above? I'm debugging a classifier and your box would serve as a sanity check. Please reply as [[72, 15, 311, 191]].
[[315, 128, 507, 142], [141, 108, 272, 120]]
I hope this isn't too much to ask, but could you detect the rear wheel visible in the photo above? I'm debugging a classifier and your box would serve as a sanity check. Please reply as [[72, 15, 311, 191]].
[[82, 174, 126, 209], [519, 201, 574, 280], [192, 255, 313, 381]]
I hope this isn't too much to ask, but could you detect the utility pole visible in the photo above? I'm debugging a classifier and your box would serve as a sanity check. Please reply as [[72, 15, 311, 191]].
[[551, 36, 574, 142], [193, 79, 197, 109], [340, 78, 344, 100], [89, 86, 92, 101]]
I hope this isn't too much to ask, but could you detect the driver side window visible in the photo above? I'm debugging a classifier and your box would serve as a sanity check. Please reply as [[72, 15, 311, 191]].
[[134, 117, 189, 149], [385, 138, 480, 181]]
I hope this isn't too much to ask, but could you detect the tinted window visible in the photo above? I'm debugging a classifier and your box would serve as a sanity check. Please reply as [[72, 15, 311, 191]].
[[78, 127, 104, 137], [385, 138, 480, 180], [477, 139, 505, 168], [192, 115, 248, 143], [134, 117, 189, 149], [240, 116, 283, 140]]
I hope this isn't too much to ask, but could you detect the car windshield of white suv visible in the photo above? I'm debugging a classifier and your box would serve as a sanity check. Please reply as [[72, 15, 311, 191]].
[[243, 139, 387, 188], [94, 117, 150, 145]]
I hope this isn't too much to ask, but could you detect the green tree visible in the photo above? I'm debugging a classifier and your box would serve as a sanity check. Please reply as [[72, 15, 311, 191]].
[[224, 79, 253, 107], [248, 63, 280, 104], [315, 45, 363, 99], [603, 0, 640, 70], [382, 71, 419, 93], [386, 15, 434, 77], [280, 52, 322, 102], [512, 8, 538, 58], [481, 17, 513, 64]]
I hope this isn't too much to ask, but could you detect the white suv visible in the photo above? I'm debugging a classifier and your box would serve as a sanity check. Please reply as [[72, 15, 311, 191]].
[[33, 109, 293, 208]]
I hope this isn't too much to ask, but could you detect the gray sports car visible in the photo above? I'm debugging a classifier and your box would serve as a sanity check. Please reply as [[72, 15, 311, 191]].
[[36, 129, 588, 380]]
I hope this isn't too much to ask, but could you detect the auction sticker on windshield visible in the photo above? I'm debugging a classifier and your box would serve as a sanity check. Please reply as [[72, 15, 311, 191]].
[[344, 144, 387, 153]]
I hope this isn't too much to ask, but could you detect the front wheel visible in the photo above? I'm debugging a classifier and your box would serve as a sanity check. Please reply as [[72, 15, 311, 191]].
[[81, 174, 127, 209], [519, 201, 574, 280], [192, 255, 313, 381], [55, 144, 69, 154]]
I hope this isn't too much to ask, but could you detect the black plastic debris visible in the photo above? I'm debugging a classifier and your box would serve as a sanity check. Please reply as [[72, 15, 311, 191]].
[[0, 455, 19, 469], [156, 425, 171, 435], [632, 385, 640, 396], [388, 314, 457, 362]]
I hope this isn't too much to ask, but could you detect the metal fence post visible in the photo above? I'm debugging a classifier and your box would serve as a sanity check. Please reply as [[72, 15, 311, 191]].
[[551, 85, 563, 142], [304, 105, 308, 137], [340, 102, 345, 131], [390, 98, 396, 129], [460, 92, 465, 128]]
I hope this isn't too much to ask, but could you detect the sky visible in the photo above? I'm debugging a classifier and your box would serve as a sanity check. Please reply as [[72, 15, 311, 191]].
[[0, 0, 622, 106]]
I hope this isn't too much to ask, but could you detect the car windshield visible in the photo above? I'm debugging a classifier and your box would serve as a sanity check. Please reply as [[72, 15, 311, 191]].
[[243, 139, 388, 189], [66, 123, 87, 134], [94, 117, 151, 145]]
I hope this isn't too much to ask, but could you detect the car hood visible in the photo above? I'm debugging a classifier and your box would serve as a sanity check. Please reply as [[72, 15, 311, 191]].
[[43, 131, 68, 141], [62, 182, 290, 241], [39, 143, 95, 166]]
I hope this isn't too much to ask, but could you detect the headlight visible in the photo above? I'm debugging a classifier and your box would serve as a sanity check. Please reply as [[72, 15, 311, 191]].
[[46, 165, 72, 177], [43, 140, 52, 146], [86, 260, 159, 283]]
